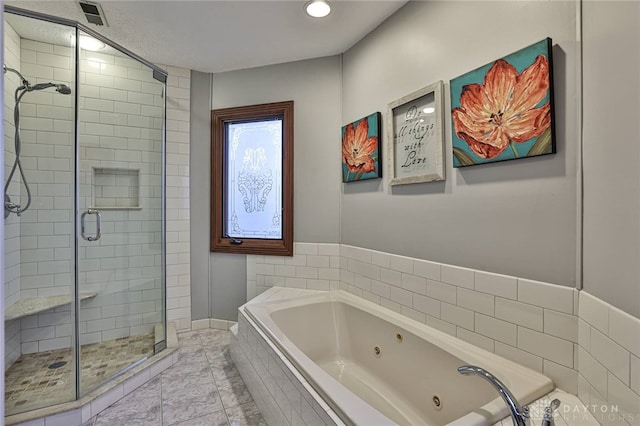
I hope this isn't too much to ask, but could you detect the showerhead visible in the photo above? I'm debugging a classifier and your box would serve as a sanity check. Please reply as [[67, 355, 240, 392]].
[[29, 82, 71, 95], [56, 84, 72, 95]]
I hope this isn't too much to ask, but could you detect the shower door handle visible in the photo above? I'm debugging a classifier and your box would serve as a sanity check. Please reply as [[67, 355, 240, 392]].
[[81, 208, 102, 241]]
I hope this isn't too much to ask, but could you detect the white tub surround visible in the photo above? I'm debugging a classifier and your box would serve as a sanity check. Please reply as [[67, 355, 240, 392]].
[[248, 243, 579, 393], [577, 292, 640, 426], [234, 287, 553, 426]]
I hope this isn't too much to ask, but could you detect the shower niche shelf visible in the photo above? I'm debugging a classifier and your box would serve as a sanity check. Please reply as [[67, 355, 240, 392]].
[[5, 292, 97, 321], [92, 167, 141, 210]]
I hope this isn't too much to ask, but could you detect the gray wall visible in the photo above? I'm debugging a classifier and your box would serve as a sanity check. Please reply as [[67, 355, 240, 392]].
[[582, 2, 640, 318], [189, 70, 211, 320], [191, 57, 342, 321], [341, 1, 580, 288], [193, 1, 640, 320]]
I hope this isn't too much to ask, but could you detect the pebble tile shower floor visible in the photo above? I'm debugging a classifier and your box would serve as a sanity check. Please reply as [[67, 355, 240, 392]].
[[84, 329, 265, 426], [5, 333, 156, 415]]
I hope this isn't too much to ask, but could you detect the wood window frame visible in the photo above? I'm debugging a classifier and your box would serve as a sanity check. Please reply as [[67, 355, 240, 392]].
[[210, 101, 294, 255]]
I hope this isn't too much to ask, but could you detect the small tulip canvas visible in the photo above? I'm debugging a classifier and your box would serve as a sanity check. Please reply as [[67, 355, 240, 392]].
[[450, 38, 556, 167], [341, 112, 382, 182]]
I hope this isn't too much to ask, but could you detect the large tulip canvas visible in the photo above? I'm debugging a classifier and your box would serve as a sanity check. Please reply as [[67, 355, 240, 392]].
[[342, 112, 382, 182], [450, 38, 556, 167]]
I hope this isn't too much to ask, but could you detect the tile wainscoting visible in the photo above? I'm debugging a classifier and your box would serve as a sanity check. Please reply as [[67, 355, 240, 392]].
[[246, 243, 640, 425]]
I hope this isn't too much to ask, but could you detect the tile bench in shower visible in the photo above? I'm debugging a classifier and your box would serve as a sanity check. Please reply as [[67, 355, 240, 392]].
[[4, 292, 97, 321]]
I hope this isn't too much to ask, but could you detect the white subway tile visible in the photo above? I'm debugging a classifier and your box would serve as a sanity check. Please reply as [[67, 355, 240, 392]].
[[401, 273, 427, 295], [285, 277, 306, 289], [274, 265, 296, 277], [590, 327, 630, 386], [380, 268, 402, 288], [441, 303, 474, 330], [380, 298, 403, 314], [371, 280, 390, 299], [389, 254, 413, 273], [371, 251, 391, 269], [426, 280, 457, 304], [475, 313, 517, 346], [518, 279, 574, 314], [354, 275, 372, 292], [413, 260, 440, 281], [349, 246, 372, 263], [401, 306, 426, 324], [389, 286, 412, 307], [609, 306, 640, 358], [264, 256, 286, 266], [518, 327, 574, 368], [544, 309, 578, 343], [457, 287, 494, 316], [318, 268, 339, 281], [341, 270, 355, 285], [413, 294, 440, 317], [295, 243, 318, 255], [425, 316, 456, 336], [579, 319, 591, 351], [296, 266, 318, 279], [543, 359, 578, 395], [317, 243, 339, 256], [307, 279, 330, 291], [456, 327, 494, 352], [475, 271, 517, 300], [441, 264, 474, 289], [307, 255, 329, 268], [607, 372, 640, 424], [495, 341, 543, 372], [496, 297, 544, 332], [631, 354, 640, 395], [580, 292, 610, 334]]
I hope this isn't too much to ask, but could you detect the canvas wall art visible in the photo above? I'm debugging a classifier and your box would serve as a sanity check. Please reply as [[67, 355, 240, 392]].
[[341, 112, 382, 182], [450, 38, 556, 167]]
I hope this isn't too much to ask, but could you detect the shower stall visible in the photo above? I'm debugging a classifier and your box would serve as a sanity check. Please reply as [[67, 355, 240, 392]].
[[3, 6, 167, 417]]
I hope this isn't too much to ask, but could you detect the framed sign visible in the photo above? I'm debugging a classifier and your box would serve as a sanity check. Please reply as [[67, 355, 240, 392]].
[[387, 81, 445, 186]]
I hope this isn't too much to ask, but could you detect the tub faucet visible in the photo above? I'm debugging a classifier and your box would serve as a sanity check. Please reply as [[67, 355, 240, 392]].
[[458, 365, 529, 426]]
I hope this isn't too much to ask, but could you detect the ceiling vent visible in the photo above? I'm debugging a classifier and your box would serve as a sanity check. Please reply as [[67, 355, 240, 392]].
[[77, 0, 109, 27]]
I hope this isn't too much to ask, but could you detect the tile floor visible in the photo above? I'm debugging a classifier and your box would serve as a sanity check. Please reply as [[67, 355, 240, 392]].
[[5, 332, 155, 416], [83, 329, 266, 426]]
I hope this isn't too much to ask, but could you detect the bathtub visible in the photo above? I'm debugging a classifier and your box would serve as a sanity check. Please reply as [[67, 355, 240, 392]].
[[241, 289, 554, 426]]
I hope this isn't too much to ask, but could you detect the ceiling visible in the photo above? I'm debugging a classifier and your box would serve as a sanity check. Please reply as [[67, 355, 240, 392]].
[[5, 0, 407, 73]]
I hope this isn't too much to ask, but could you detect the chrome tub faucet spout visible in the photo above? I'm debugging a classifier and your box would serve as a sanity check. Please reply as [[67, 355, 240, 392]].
[[458, 365, 530, 426]]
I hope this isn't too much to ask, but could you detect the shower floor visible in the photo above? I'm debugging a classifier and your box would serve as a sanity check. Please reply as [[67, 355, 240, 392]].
[[4, 332, 155, 416]]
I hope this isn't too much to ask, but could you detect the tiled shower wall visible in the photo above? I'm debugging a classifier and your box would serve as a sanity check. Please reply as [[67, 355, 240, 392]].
[[18, 36, 76, 354], [248, 244, 640, 425], [76, 47, 164, 346], [160, 64, 192, 332], [3, 21, 192, 367], [4, 20, 23, 369]]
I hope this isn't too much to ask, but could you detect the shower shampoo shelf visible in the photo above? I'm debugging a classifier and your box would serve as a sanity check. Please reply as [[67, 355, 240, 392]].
[[4, 292, 97, 321]]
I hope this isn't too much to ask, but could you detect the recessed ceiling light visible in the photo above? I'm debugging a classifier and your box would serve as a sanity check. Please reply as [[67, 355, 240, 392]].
[[79, 35, 105, 51], [305, 0, 331, 18]]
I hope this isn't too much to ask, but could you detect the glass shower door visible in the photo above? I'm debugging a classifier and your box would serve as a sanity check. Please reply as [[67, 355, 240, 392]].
[[76, 30, 166, 395]]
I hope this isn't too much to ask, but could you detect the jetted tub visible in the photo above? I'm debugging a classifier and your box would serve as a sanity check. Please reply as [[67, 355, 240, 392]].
[[244, 290, 554, 426]]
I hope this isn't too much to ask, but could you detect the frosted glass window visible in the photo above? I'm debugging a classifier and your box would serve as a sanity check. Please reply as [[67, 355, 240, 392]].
[[211, 100, 293, 256], [225, 119, 282, 239]]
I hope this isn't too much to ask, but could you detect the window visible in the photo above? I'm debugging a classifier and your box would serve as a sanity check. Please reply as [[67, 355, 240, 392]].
[[211, 101, 294, 255]]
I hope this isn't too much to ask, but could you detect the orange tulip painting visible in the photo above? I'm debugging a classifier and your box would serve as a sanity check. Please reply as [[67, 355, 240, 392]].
[[451, 38, 556, 167], [342, 112, 382, 182]]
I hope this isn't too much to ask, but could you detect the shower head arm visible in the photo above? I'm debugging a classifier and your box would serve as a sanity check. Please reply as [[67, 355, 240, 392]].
[[4, 64, 29, 87]]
